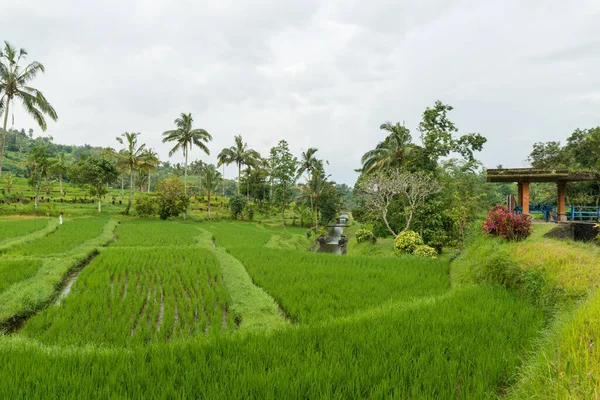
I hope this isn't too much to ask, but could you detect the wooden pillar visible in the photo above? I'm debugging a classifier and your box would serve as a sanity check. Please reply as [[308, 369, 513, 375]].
[[557, 182, 567, 222], [522, 182, 530, 216], [517, 183, 523, 210]]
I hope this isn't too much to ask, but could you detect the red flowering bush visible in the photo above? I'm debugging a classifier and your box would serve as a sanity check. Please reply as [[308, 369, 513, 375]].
[[483, 204, 531, 241]]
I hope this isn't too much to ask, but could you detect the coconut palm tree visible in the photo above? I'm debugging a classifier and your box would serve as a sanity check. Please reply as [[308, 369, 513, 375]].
[[217, 135, 260, 195], [0, 41, 57, 177], [141, 148, 160, 193], [361, 122, 414, 174], [115, 132, 146, 215], [200, 164, 222, 218], [162, 113, 211, 195]]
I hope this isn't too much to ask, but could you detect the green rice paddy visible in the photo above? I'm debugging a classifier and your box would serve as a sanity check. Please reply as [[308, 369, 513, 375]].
[[0, 218, 558, 398]]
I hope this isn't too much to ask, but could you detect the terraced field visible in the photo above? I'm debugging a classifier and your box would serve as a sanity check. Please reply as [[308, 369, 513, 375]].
[[0, 218, 549, 398]]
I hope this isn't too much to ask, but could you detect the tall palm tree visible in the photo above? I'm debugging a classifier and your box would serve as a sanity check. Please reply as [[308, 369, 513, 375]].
[[0, 41, 57, 177], [115, 132, 146, 215], [297, 148, 322, 229], [162, 113, 211, 195], [141, 148, 160, 193], [361, 122, 413, 174], [217, 135, 260, 195], [200, 164, 222, 218]]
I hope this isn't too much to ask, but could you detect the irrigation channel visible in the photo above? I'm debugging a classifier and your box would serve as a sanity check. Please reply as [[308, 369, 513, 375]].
[[318, 214, 349, 255]]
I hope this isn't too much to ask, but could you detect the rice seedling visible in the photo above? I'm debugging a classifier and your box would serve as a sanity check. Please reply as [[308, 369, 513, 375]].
[[0, 218, 50, 243], [0, 285, 544, 399], [7, 217, 108, 256], [21, 247, 232, 346], [0, 259, 44, 294], [114, 220, 203, 247], [225, 247, 450, 324]]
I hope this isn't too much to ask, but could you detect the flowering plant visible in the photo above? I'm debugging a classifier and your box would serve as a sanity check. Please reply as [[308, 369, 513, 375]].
[[483, 204, 531, 241]]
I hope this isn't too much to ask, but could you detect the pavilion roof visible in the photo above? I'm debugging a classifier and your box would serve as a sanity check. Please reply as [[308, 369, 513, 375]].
[[486, 168, 600, 183]]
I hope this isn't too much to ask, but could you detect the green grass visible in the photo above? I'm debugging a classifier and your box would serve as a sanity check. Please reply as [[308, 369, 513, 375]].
[[226, 247, 450, 324], [113, 219, 202, 247], [0, 219, 118, 325], [0, 218, 561, 398], [0, 284, 544, 399], [0, 259, 45, 294], [7, 218, 108, 256], [21, 247, 232, 347], [0, 217, 50, 243]]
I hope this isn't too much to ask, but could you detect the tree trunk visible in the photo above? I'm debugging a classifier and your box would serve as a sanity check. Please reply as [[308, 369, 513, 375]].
[[281, 205, 285, 227], [98, 197, 102, 213], [237, 163, 241, 195], [124, 169, 133, 215], [184, 146, 188, 195], [121, 173, 124, 197], [382, 209, 398, 236], [222, 164, 225, 197], [401, 206, 415, 233], [0, 97, 11, 178], [148, 171, 151, 193], [59, 176, 63, 196], [34, 185, 40, 210], [208, 192, 211, 218]]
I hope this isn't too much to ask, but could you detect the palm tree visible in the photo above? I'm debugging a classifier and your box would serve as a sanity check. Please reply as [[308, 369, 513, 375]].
[[141, 148, 160, 193], [297, 148, 322, 230], [361, 122, 413, 174], [115, 132, 146, 215], [162, 113, 211, 195], [217, 135, 260, 195], [0, 41, 57, 177], [200, 164, 222, 218]]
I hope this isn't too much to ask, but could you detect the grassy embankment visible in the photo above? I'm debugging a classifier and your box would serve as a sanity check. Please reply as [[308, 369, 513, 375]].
[[452, 223, 600, 398]]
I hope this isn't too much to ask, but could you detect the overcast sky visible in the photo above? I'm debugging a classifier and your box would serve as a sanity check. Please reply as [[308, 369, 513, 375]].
[[2, 0, 599, 184]]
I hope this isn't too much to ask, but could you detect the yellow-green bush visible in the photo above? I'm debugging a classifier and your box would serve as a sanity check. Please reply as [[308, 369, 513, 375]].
[[394, 230, 423, 255], [413, 244, 437, 258], [355, 228, 374, 243]]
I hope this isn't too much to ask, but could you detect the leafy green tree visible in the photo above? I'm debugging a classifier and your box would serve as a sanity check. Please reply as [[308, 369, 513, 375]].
[[526, 141, 566, 169], [156, 178, 189, 220], [361, 122, 414, 174], [70, 156, 119, 213], [229, 194, 246, 220], [200, 164, 222, 218], [269, 140, 297, 227], [218, 135, 260, 195], [162, 113, 211, 195], [50, 152, 69, 195], [418, 101, 486, 165], [26, 145, 52, 210], [0, 41, 58, 177], [115, 132, 146, 215], [3, 171, 14, 193]]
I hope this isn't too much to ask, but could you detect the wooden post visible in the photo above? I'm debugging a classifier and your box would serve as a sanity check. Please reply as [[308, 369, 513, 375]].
[[517, 183, 523, 211], [522, 182, 530, 216], [557, 182, 567, 222]]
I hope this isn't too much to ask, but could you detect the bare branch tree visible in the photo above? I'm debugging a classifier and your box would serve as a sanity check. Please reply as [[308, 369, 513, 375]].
[[357, 170, 441, 236]]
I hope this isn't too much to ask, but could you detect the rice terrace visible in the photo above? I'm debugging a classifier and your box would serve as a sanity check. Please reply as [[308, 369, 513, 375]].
[[2, 4, 600, 398]]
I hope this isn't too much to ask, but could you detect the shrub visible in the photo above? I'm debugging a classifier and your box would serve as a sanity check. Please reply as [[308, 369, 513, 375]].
[[394, 230, 424, 255], [413, 245, 438, 258], [483, 205, 531, 241], [317, 227, 328, 237], [245, 204, 256, 221], [156, 178, 189, 220], [355, 228, 374, 244], [135, 194, 158, 217], [229, 195, 247, 220]]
